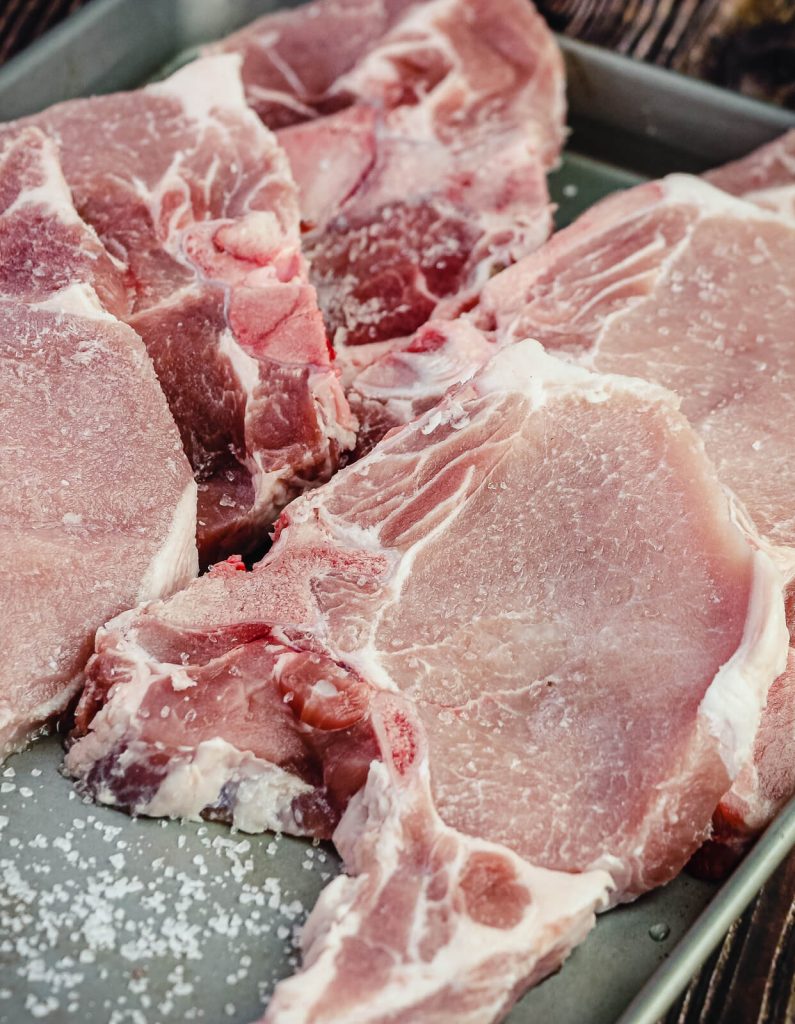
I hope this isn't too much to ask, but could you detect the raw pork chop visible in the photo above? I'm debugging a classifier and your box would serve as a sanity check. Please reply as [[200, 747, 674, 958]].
[[478, 173, 795, 858], [2, 55, 355, 564], [212, 0, 564, 437], [0, 130, 197, 757], [66, 341, 786, 1020], [68, 342, 786, 908], [705, 129, 795, 218], [479, 175, 795, 572]]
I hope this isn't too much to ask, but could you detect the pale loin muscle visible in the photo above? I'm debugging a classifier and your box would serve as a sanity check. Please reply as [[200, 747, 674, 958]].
[[0, 129, 196, 758], [479, 173, 795, 859]]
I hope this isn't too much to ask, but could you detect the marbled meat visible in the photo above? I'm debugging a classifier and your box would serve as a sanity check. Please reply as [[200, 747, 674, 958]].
[[211, 0, 564, 444], [67, 342, 785, 1022], [2, 55, 356, 564]]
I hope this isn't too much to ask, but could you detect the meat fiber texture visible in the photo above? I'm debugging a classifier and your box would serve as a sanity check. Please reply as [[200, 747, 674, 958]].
[[261, 739, 609, 1024], [210, 0, 565, 446], [66, 341, 787, 1021], [478, 173, 795, 865], [0, 127, 197, 759], [705, 128, 795, 219], [0, 55, 356, 566]]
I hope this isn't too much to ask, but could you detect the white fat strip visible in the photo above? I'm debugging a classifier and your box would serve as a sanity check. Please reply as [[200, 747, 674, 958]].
[[742, 185, 795, 221], [147, 54, 250, 120], [137, 478, 198, 603], [663, 172, 794, 225], [30, 283, 112, 320], [700, 547, 789, 777], [478, 337, 674, 412], [218, 327, 261, 400], [141, 737, 313, 830]]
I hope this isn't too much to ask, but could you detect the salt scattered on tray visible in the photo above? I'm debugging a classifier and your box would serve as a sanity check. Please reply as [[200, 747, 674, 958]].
[[0, 738, 339, 1022]]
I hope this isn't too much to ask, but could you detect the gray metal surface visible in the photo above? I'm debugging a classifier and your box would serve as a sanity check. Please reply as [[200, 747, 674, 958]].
[[0, 3, 794, 1023]]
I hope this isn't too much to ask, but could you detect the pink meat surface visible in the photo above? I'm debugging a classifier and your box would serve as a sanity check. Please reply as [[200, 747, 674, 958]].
[[261, 717, 610, 1024], [479, 173, 795, 860], [210, 0, 564, 158], [67, 341, 784, 927], [705, 128, 795, 218], [212, 0, 564, 445], [0, 130, 197, 758], [2, 56, 355, 565], [0, 127, 126, 311]]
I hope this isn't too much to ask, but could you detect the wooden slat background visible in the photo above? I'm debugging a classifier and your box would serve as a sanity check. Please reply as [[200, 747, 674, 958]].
[[1, 1, 794, 1023], [0, 0, 85, 64], [537, 0, 795, 108]]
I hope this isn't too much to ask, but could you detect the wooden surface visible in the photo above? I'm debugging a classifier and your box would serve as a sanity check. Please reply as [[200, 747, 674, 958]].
[[0, 0, 85, 64], [664, 854, 795, 1024], [537, 0, 795, 108], [1, 2, 794, 1024]]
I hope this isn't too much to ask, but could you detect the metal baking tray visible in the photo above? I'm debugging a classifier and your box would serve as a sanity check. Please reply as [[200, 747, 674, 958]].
[[0, 3, 794, 1023]]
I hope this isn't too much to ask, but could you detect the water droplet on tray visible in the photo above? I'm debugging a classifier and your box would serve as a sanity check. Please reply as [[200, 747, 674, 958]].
[[649, 922, 670, 942]]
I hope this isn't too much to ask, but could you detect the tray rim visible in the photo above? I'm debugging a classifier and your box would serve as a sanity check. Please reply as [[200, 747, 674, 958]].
[[1, 3, 795, 1023]]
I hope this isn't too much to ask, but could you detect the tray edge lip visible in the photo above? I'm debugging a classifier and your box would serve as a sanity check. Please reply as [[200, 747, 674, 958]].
[[559, 35, 795, 131]]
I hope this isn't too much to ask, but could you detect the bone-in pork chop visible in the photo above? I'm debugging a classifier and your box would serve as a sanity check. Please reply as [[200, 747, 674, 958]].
[[2, 56, 355, 564], [68, 341, 785, 899], [0, 131, 196, 758], [66, 341, 785, 1020], [261, 720, 611, 1024]]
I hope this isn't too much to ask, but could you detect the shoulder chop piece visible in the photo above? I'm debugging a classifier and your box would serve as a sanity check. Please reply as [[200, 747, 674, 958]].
[[68, 341, 786, 908], [211, 0, 563, 436], [276, 97, 551, 358], [0, 125, 197, 758], [209, 0, 564, 159], [478, 173, 795, 859], [705, 129, 795, 218], [2, 56, 355, 565]]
